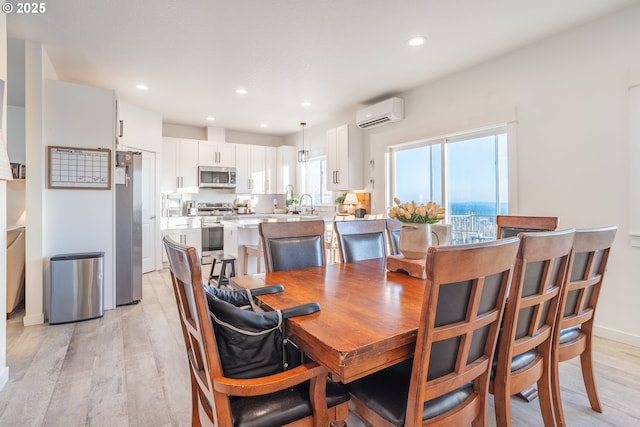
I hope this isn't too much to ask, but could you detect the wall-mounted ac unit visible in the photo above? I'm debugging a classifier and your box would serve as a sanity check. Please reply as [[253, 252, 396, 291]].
[[356, 97, 404, 129]]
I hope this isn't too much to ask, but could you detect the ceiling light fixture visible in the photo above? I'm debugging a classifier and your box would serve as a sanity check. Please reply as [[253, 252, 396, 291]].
[[260, 123, 268, 128], [407, 36, 426, 47], [297, 122, 309, 163], [236, 88, 248, 95], [135, 84, 149, 90], [301, 101, 311, 107], [206, 116, 215, 121]]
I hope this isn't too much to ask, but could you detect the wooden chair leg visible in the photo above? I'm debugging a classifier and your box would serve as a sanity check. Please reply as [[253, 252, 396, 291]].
[[516, 385, 539, 402], [537, 370, 558, 427], [493, 386, 512, 427], [551, 352, 567, 427], [580, 338, 602, 413]]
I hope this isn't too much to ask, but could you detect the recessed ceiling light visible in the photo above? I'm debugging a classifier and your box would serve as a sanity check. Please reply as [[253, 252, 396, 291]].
[[260, 123, 268, 128], [236, 88, 248, 95], [407, 36, 426, 47], [301, 101, 311, 107], [206, 116, 215, 121], [135, 84, 149, 90]]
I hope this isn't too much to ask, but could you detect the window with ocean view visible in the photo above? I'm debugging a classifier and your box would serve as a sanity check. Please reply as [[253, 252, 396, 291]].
[[389, 127, 508, 243]]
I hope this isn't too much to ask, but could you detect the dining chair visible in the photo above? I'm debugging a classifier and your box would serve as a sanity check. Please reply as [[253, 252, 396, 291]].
[[162, 235, 349, 426], [551, 226, 617, 426], [334, 218, 387, 263], [386, 218, 402, 255], [259, 219, 326, 272], [326, 215, 355, 263], [491, 229, 575, 427], [496, 215, 559, 239], [348, 237, 521, 426]]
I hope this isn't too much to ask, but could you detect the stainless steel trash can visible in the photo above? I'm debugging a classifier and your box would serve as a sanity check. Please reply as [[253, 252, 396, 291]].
[[49, 252, 104, 324]]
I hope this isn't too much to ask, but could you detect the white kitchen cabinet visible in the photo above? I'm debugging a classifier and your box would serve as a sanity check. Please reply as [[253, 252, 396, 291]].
[[235, 144, 251, 193], [198, 140, 236, 167], [326, 124, 363, 191], [116, 99, 163, 153], [276, 145, 296, 194], [161, 228, 201, 263], [235, 144, 276, 194], [265, 146, 277, 194], [161, 137, 199, 193]]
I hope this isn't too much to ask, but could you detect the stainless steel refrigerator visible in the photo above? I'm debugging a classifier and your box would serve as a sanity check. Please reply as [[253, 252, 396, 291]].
[[115, 151, 143, 305]]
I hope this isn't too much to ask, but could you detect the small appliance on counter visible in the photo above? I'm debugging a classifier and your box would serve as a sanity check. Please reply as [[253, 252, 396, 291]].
[[186, 201, 197, 216]]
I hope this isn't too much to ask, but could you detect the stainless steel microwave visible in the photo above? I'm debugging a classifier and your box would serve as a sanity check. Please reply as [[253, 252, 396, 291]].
[[198, 166, 236, 188]]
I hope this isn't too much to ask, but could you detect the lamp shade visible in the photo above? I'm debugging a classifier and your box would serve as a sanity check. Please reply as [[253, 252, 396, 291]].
[[343, 192, 358, 205]]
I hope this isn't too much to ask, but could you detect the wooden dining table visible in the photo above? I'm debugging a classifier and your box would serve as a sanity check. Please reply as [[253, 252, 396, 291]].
[[229, 258, 428, 384]]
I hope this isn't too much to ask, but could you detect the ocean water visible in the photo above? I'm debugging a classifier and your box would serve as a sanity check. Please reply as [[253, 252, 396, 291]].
[[449, 202, 507, 216]]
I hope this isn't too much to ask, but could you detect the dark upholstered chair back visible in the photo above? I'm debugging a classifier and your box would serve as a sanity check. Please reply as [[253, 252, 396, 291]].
[[259, 220, 326, 272], [349, 237, 520, 426], [491, 229, 574, 427], [551, 226, 617, 426], [422, 239, 519, 384], [496, 215, 559, 239], [334, 219, 387, 263], [163, 235, 348, 426]]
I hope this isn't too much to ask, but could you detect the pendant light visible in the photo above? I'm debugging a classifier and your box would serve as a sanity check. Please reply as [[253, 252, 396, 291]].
[[297, 122, 309, 163]]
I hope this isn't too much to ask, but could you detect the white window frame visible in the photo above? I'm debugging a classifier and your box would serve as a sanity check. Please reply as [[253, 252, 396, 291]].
[[387, 123, 518, 217]]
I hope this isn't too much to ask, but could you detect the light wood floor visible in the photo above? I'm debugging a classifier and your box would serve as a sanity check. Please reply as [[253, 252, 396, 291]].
[[1, 269, 639, 426]]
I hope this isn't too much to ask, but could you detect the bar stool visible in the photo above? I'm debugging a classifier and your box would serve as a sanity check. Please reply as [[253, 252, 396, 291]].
[[243, 244, 262, 275], [209, 254, 236, 288]]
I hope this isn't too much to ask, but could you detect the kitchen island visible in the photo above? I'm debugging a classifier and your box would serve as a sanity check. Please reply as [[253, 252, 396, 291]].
[[222, 215, 330, 275]]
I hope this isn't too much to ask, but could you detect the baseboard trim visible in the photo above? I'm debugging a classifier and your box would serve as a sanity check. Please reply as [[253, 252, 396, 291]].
[[23, 312, 45, 326], [594, 325, 640, 348]]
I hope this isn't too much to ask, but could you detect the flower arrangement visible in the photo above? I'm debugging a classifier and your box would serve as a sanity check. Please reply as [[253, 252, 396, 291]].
[[388, 197, 445, 224]]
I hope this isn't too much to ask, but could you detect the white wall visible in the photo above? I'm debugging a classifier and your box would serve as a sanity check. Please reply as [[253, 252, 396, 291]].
[[0, 10, 9, 392], [44, 80, 116, 311], [22, 41, 50, 327], [364, 5, 640, 345], [6, 106, 24, 164]]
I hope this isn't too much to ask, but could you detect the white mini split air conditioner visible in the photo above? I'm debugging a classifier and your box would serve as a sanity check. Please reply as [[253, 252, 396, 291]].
[[356, 97, 404, 129]]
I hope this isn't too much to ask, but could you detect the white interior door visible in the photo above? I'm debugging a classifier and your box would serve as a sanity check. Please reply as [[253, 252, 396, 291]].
[[140, 150, 156, 273]]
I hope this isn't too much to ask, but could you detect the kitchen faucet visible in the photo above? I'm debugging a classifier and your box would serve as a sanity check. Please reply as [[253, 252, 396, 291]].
[[299, 194, 315, 215]]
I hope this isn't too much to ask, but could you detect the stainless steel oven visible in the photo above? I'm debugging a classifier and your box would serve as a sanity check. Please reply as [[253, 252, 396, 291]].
[[201, 220, 224, 264], [198, 203, 234, 264]]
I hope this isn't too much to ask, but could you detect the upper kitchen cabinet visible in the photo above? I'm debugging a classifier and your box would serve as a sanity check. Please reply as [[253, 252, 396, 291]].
[[198, 140, 236, 168], [265, 146, 277, 194], [326, 124, 363, 191], [235, 144, 277, 194], [116, 99, 162, 153], [161, 137, 199, 193], [276, 145, 296, 193]]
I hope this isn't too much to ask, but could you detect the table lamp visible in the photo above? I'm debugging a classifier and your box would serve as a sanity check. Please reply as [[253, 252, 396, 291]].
[[343, 192, 359, 214]]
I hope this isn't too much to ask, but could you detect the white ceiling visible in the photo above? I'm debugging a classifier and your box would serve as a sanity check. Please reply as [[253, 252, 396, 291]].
[[7, 0, 638, 136]]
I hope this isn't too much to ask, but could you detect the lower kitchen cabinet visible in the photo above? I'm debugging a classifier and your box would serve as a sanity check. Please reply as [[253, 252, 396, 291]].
[[161, 228, 201, 264]]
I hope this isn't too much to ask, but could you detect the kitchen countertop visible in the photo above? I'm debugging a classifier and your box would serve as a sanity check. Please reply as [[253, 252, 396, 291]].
[[221, 215, 331, 228]]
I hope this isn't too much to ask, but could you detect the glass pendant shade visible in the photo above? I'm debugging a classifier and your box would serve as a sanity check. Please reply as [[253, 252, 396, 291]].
[[297, 149, 309, 162], [298, 122, 308, 163]]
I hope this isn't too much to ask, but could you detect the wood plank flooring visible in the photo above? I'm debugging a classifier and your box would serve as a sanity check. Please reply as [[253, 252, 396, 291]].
[[1, 268, 639, 426]]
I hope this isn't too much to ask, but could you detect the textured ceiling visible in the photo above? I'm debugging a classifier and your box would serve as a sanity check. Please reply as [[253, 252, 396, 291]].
[[7, 0, 638, 136]]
